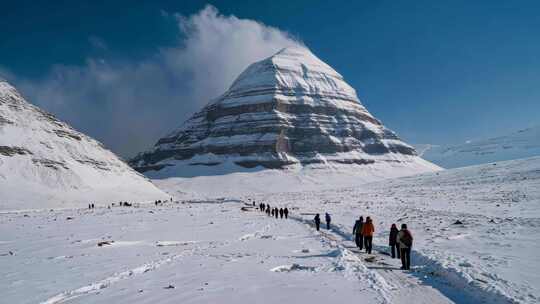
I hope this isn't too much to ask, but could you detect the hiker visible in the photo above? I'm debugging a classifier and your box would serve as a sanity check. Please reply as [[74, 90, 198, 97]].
[[274, 208, 279, 219], [314, 214, 321, 231], [389, 223, 400, 259], [271, 208, 275, 217], [352, 216, 364, 250], [279, 208, 284, 218], [91, 203, 95, 209], [325, 213, 331, 230], [88, 204, 91, 210], [397, 224, 413, 270], [362, 216, 375, 254], [284, 208, 289, 219]]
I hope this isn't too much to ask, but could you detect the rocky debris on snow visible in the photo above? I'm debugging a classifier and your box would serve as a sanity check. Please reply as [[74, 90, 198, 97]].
[[271, 263, 317, 272], [453, 220, 464, 225], [164, 284, 175, 289], [97, 241, 114, 247], [66, 217, 74, 220]]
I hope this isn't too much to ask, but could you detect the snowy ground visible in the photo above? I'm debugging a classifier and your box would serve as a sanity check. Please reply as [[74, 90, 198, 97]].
[[2, 157, 538, 303], [244, 156, 540, 304]]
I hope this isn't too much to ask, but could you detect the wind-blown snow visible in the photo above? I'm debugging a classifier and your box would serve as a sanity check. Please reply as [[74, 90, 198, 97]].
[[0, 80, 167, 210]]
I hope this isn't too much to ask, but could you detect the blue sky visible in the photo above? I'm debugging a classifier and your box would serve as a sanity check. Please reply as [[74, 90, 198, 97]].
[[1, 1, 539, 156]]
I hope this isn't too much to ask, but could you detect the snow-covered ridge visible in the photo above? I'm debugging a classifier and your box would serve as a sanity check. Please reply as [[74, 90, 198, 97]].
[[0, 80, 167, 210], [417, 126, 540, 168], [131, 47, 437, 175]]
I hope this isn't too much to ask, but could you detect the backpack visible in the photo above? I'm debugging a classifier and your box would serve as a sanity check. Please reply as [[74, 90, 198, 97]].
[[401, 230, 413, 247]]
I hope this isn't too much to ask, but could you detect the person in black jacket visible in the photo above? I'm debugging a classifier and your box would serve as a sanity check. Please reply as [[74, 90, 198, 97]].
[[352, 216, 364, 250], [279, 208, 284, 218], [325, 213, 331, 230], [284, 208, 289, 219], [389, 223, 400, 259], [314, 214, 321, 231]]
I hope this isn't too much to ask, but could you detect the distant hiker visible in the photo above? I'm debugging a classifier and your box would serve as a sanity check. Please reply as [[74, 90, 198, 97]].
[[284, 208, 289, 219], [274, 208, 279, 219], [325, 213, 331, 230], [252, 201, 255, 207], [352, 216, 364, 250], [397, 224, 413, 270], [314, 214, 321, 231], [91, 203, 95, 209], [88, 204, 91, 210], [271, 208, 275, 217], [279, 208, 284, 219], [362, 217, 375, 254], [389, 223, 400, 259]]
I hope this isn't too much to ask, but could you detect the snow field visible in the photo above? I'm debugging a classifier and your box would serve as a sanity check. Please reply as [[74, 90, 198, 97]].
[[1, 202, 387, 304]]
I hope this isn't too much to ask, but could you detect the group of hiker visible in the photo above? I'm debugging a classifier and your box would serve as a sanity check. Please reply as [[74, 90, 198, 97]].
[[351, 216, 413, 270], [258, 203, 289, 219], [87, 203, 95, 209], [313, 212, 332, 230], [310, 212, 413, 270]]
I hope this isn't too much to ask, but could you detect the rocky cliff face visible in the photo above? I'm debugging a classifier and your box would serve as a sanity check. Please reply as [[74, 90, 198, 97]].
[[0, 80, 167, 210], [130, 47, 426, 173]]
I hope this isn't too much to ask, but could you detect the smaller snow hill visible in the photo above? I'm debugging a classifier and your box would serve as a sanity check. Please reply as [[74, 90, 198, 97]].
[[243, 156, 540, 304], [152, 158, 440, 200], [0, 80, 167, 210], [416, 126, 540, 168]]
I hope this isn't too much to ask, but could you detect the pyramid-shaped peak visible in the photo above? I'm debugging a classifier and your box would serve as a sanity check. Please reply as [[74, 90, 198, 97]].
[[130, 47, 436, 175], [226, 46, 356, 102]]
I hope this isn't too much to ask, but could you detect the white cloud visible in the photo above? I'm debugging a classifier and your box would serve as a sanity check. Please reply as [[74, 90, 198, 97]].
[[3, 5, 302, 157]]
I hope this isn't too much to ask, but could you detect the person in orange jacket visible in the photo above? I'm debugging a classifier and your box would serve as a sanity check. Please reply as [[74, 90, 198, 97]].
[[362, 216, 375, 254]]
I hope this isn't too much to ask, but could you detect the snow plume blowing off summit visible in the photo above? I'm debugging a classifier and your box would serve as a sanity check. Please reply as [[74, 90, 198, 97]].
[[1, 5, 303, 157]]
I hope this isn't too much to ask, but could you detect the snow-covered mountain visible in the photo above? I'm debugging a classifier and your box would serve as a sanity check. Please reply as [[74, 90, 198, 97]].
[[130, 47, 438, 177], [0, 80, 167, 210], [416, 126, 540, 168]]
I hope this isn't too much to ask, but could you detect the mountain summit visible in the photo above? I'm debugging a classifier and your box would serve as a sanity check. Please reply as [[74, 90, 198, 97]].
[[131, 47, 436, 175], [0, 80, 166, 210]]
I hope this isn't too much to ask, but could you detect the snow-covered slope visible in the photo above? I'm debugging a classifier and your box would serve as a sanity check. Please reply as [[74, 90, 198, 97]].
[[416, 126, 540, 168], [131, 47, 438, 177], [0, 80, 167, 210], [247, 156, 540, 304]]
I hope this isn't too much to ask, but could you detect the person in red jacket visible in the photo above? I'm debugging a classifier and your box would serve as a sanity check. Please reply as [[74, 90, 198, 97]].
[[362, 217, 375, 254]]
